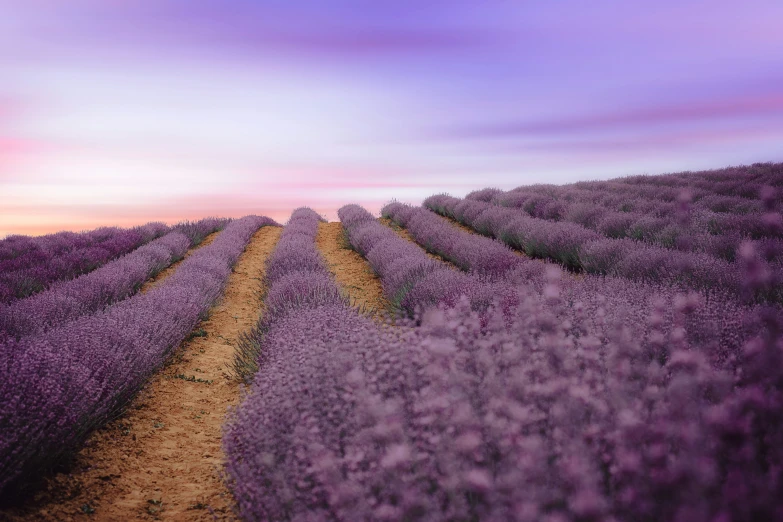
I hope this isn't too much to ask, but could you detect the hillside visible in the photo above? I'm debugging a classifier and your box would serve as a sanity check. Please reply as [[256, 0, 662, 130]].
[[1, 162, 782, 521]]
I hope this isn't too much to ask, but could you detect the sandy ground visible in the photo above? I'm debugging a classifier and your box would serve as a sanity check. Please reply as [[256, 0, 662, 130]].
[[315, 221, 389, 318], [1, 225, 281, 522]]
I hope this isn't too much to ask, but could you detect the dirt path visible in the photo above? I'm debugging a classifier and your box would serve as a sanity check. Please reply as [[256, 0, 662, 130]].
[[316, 221, 389, 318], [3, 225, 282, 522]]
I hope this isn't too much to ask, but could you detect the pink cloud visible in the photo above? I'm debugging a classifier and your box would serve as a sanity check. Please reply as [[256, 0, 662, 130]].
[[0, 137, 42, 180], [0, 136, 39, 154], [0, 193, 388, 237], [0, 95, 39, 178]]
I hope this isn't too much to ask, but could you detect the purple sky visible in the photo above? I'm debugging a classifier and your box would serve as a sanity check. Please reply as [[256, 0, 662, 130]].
[[2, 0, 782, 236]]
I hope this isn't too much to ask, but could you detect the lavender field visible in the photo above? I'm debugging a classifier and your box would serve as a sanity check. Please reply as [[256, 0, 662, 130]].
[[1, 164, 782, 521]]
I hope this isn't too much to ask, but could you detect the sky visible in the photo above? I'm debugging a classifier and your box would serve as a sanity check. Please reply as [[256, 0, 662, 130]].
[[1, 0, 782, 237]]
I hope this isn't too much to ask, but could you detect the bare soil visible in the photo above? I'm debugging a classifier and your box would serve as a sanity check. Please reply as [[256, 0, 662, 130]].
[[1, 225, 281, 522], [315, 221, 389, 318]]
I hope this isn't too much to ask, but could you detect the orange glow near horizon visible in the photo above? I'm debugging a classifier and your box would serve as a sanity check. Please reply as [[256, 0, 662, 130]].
[[0, 201, 390, 238]]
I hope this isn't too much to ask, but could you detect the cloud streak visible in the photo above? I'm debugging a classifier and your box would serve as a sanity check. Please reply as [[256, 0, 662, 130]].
[[444, 92, 783, 139]]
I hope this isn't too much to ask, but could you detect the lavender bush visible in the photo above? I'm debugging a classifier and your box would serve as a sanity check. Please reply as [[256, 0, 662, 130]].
[[467, 164, 783, 261], [376, 201, 771, 371], [0, 231, 190, 340], [171, 216, 231, 246], [0, 222, 169, 303], [0, 222, 165, 266], [0, 215, 277, 495], [224, 256, 783, 521], [263, 209, 328, 286], [0, 217, 232, 341], [424, 194, 781, 302], [384, 201, 521, 279], [232, 208, 346, 381], [338, 204, 520, 319], [612, 162, 782, 195], [224, 190, 781, 521]]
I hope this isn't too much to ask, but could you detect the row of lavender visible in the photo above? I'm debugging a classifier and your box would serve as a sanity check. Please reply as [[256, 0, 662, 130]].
[[0, 223, 168, 303], [0, 218, 230, 304], [382, 201, 772, 368], [339, 204, 520, 319], [224, 215, 535, 521], [572, 161, 782, 205], [501, 182, 764, 218], [0, 217, 231, 341], [489, 187, 772, 257], [356, 203, 783, 520], [372, 196, 758, 368], [424, 194, 782, 303], [476, 181, 781, 262], [569, 179, 774, 215], [170, 217, 232, 247], [468, 165, 783, 253], [225, 207, 548, 520], [230, 208, 346, 381], [225, 207, 358, 517], [0, 215, 277, 495], [226, 205, 783, 521]]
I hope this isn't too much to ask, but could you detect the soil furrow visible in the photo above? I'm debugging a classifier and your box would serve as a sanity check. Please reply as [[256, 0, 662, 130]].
[[315, 221, 389, 318], [4, 226, 282, 522]]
